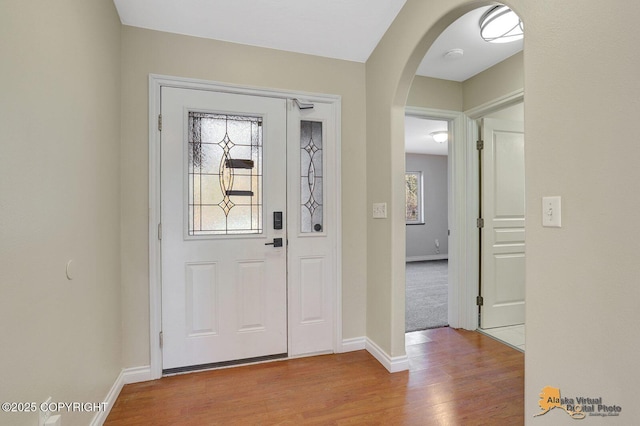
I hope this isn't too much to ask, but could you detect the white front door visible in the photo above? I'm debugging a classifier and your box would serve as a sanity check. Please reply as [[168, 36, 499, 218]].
[[480, 118, 525, 329], [161, 87, 287, 371]]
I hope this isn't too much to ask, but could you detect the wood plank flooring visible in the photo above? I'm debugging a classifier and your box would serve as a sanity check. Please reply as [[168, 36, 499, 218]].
[[105, 328, 524, 425]]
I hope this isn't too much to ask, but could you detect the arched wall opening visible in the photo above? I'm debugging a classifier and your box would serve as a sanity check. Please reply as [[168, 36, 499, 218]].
[[365, 0, 524, 365], [367, 0, 640, 421]]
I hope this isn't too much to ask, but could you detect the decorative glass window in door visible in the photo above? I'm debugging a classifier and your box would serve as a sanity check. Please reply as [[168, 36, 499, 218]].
[[188, 112, 262, 235], [300, 121, 324, 233]]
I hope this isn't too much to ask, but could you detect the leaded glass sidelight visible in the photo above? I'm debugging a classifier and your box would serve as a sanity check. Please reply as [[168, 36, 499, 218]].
[[300, 121, 324, 233], [188, 112, 262, 235]]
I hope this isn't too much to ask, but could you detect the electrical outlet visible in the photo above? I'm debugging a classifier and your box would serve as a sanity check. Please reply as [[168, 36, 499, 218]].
[[39, 397, 52, 426], [372, 203, 387, 219]]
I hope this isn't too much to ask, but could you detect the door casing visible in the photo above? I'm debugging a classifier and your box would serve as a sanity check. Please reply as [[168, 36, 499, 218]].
[[404, 107, 467, 330], [148, 74, 342, 379]]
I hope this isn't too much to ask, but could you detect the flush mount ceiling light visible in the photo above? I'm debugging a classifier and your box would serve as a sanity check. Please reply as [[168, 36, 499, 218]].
[[430, 131, 448, 143], [443, 48, 464, 60], [479, 5, 523, 43]]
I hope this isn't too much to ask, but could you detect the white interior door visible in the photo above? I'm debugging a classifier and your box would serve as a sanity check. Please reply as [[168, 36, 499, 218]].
[[480, 118, 525, 329], [161, 87, 287, 371]]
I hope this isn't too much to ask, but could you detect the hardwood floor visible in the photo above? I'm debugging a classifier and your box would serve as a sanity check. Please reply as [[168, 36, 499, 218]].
[[106, 328, 523, 425]]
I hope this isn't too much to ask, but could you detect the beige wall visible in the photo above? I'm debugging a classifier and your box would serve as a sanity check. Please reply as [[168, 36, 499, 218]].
[[407, 75, 463, 111], [463, 51, 523, 111], [120, 27, 368, 367], [522, 1, 640, 420], [367, 0, 640, 422], [0, 1, 122, 425]]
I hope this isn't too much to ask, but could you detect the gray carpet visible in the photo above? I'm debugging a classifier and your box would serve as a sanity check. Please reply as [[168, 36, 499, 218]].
[[405, 260, 448, 332]]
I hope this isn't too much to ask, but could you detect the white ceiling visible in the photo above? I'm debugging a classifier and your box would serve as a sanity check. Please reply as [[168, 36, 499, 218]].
[[405, 117, 448, 156], [112, 1, 522, 81], [112, 0, 407, 63]]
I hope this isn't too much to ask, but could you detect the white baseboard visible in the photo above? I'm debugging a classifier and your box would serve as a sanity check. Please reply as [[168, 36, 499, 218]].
[[90, 370, 124, 426], [90, 366, 152, 425], [365, 338, 409, 373], [406, 254, 448, 262], [122, 365, 153, 384], [340, 337, 409, 373], [339, 336, 366, 353]]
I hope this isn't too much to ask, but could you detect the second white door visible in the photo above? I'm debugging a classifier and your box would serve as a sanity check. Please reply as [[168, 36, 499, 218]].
[[480, 118, 525, 329]]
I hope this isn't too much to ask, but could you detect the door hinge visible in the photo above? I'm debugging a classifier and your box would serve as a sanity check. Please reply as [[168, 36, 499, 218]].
[[157, 223, 162, 240], [476, 296, 484, 306], [158, 114, 162, 131], [476, 140, 484, 150], [159, 331, 163, 348], [477, 218, 484, 228]]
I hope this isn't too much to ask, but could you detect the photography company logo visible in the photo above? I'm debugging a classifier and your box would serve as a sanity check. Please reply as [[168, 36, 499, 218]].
[[535, 386, 622, 419]]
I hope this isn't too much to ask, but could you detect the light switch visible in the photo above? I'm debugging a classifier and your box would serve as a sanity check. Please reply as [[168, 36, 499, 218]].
[[372, 203, 387, 219], [542, 196, 562, 227]]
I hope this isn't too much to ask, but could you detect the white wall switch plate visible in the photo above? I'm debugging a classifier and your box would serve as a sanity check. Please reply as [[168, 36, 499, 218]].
[[372, 202, 387, 219], [542, 196, 562, 227]]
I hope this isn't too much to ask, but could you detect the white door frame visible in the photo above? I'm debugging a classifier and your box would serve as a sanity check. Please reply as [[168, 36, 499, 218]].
[[148, 74, 342, 379], [405, 107, 471, 330], [463, 89, 525, 331]]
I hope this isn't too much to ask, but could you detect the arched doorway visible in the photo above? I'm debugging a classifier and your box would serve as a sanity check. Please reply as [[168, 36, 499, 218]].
[[405, 4, 525, 348], [364, 0, 525, 368]]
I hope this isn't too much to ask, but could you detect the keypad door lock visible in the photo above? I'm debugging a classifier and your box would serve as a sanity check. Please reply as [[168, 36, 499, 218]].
[[273, 211, 283, 230]]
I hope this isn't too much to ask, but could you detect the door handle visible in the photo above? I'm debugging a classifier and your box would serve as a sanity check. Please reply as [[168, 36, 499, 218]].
[[264, 238, 283, 248]]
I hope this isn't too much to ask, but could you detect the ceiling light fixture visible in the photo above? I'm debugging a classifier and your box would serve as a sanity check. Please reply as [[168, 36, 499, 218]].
[[479, 5, 523, 43], [430, 131, 448, 143], [443, 48, 464, 60]]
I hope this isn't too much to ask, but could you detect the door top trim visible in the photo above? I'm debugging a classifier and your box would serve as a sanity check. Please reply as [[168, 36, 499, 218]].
[[464, 89, 524, 120], [151, 73, 341, 105]]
